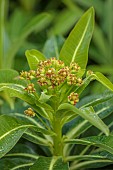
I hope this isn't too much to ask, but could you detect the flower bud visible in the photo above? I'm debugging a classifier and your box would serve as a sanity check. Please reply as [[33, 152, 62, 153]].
[[24, 83, 36, 93], [24, 108, 35, 117], [68, 92, 79, 105]]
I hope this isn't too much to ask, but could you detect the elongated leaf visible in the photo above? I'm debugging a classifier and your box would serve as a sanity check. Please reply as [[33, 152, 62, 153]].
[[1, 143, 38, 170], [26, 49, 46, 70], [77, 90, 113, 108], [0, 157, 34, 170], [59, 7, 94, 70], [43, 35, 65, 59], [66, 154, 113, 162], [0, 69, 26, 86], [30, 157, 69, 170], [63, 97, 113, 156], [23, 130, 50, 146], [65, 135, 113, 155], [70, 159, 113, 170], [58, 104, 109, 136], [75, 74, 94, 95], [0, 84, 35, 105], [5, 13, 52, 69], [0, 115, 30, 158], [92, 72, 113, 91]]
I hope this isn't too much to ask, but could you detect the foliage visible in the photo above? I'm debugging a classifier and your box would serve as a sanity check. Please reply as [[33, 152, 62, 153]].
[[0, 7, 113, 170]]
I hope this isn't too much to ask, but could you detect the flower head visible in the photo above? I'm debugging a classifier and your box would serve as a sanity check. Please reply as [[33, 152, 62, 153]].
[[24, 108, 35, 117]]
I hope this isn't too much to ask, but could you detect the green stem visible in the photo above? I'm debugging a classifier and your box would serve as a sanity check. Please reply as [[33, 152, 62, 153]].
[[52, 117, 63, 156], [0, 0, 5, 69], [35, 113, 50, 130]]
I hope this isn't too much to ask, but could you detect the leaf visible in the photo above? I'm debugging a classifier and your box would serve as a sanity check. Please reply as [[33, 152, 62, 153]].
[[0, 157, 34, 170], [63, 97, 113, 156], [1, 144, 38, 170], [65, 135, 113, 155], [77, 90, 113, 108], [43, 35, 65, 59], [52, 7, 82, 35], [39, 92, 53, 103], [0, 115, 30, 158], [0, 69, 26, 86], [0, 84, 35, 105], [70, 159, 113, 170], [23, 129, 50, 146], [30, 156, 69, 170], [57, 104, 109, 136], [5, 13, 52, 68], [92, 72, 113, 91], [25, 49, 46, 70], [66, 154, 113, 162], [59, 7, 94, 70], [75, 74, 94, 95]]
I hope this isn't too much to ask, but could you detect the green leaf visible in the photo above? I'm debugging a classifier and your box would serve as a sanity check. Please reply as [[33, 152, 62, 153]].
[[58, 104, 109, 136], [5, 13, 52, 69], [66, 154, 113, 162], [23, 129, 50, 146], [43, 35, 65, 59], [0, 84, 35, 105], [0, 115, 30, 158], [65, 135, 113, 155], [30, 157, 69, 170], [1, 143, 38, 170], [70, 159, 113, 170], [92, 72, 113, 91], [0, 69, 26, 86], [39, 92, 53, 103], [59, 7, 94, 70], [77, 90, 113, 108], [25, 49, 46, 70], [0, 157, 34, 170]]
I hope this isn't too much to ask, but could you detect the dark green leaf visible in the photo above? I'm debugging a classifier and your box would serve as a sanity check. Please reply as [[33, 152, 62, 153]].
[[30, 157, 69, 170]]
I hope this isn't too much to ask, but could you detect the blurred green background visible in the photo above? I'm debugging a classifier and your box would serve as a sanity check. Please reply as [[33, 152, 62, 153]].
[[0, 0, 113, 112]]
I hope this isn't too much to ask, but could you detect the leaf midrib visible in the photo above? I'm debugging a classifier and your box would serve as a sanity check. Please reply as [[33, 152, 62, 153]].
[[71, 15, 91, 63], [0, 125, 32, 141]]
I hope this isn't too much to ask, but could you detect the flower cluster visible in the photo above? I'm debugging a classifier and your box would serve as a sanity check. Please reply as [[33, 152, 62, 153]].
[[20, 58, 82, 105], [24, 83, 36, 93], [36, 58, 83, 89], [24, 108, 35, 117], [68, 92, 79, 105], [20, 70, 36, 80]]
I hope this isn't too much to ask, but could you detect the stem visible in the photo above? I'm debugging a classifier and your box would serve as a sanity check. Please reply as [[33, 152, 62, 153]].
[[35, 113, 50, 130], [0, 0, 5, 69], [52, 117, 63, 156]]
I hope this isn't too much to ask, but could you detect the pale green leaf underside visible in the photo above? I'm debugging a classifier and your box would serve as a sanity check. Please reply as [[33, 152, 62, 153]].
[[26, 49, 46, 70], [59, 7, 94, 70], [57, 104, 109, 136], [93, 72, 113, 91], [65, 135, 113, 155]]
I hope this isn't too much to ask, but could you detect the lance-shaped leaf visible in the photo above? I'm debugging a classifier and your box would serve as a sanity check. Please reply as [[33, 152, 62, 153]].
[[26, 49, 46, 70], [5, 13, 52, 69], [0, 84, 35, 105], [92, 72, 113, 91], [59, 7, 94, 70], [65, 135, 113, 155], [0, 115, 31, 158], [70, 159, 113, 170], [30, 156, 69, 170], [0, 144, 38, 170], [57, 104, 109, 136], [0, 69, 26, 86]]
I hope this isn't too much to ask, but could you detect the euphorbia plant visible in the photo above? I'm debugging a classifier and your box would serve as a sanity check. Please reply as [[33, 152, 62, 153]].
[[1, 7, 113, 169]]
